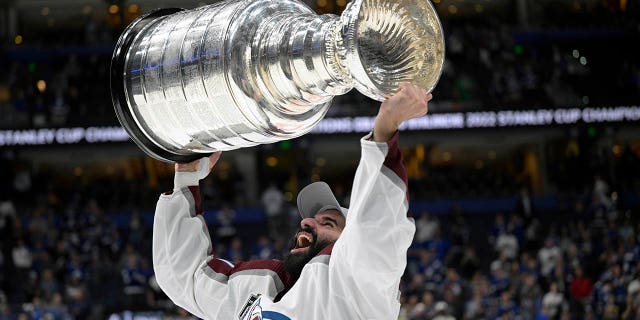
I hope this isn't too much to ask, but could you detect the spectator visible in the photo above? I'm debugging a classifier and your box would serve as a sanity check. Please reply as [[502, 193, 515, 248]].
[[64, 253, 85, 283], [538, 238, 562, 278], [11, 238, 33, 302], [623, 279, 640, 319], [415, 213, 439, 244], [602, 296, 620, 320], [225, 237, 245, 264], [251, 235, 275, 260], [464, 287, 487, 319], [495, 290, 520, 319], [459, 248, 480, 279], [516, 187, 533, 218], [495, 230, 519, 260], [0, 200, 16, 231], [490, 213, 508, 245], [420, 291, 436, 318], [542, 281, 565, 319], [417, 248, 446, 291], [431, 231, 451, 262], [405, 292, 433, 320], [405, 274, 428, 299], [519, 272, 541, 320], [593, 175, 612, 211], [11, 238, 32, 271], [261, 183, 287, 241], [441, 268, 466, 304], [520, 252, 539, 275], [215, 204, 237, 248], [431, 301, 455, 320], [65, 273, 89, 319], [38, 268, 60, 301], [43, 293, 71, 319], [404, 294, 423, 320], [508, 261, 523, 293], [570, 265, 593, 316], [120, 248, 149, 310], [489, 262, 511, 297]]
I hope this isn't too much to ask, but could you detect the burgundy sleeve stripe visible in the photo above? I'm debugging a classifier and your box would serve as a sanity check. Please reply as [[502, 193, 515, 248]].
[[382, 131, 409, 202], [206, 259, 295, 289], [233, 260, 292, 288], [187, 186, 203, 215], [207, 258, 234, 275]]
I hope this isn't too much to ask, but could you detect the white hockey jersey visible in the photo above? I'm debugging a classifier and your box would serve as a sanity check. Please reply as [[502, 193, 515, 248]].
[[152, 132, 416, 320]]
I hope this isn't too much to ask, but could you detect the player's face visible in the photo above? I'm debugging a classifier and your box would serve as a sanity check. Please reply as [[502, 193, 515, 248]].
[[283, 210, 345, 279], [290, 210, 345, 255]]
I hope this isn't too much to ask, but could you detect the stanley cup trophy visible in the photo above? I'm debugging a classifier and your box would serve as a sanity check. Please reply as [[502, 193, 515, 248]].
[[110, 0, 445, 162]]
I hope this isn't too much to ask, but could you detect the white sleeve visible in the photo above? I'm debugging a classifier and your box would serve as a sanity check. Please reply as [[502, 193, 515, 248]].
[[328, 131, 416, 319], [153, 186, 287, 320], [152, 187, 228, 319]]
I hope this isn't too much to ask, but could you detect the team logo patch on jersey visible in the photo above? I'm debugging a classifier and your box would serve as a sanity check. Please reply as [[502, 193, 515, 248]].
[[238, 294, 291, 320], [248, 302, 262, 320], [239, 294, 261, 320]]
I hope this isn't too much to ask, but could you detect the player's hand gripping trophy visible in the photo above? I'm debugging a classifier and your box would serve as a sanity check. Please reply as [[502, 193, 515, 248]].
[[110, 0, 445, 162]]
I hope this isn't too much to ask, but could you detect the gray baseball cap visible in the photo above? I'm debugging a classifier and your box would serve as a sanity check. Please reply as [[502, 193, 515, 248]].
[[297, 181, 348, 219]]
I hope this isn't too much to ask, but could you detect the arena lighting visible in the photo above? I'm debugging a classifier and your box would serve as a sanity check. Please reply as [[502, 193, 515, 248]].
[[0, 106, 638, 147]]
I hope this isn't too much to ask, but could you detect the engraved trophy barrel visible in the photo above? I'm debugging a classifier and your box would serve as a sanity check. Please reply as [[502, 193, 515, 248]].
[[110, 0, 445, 162]]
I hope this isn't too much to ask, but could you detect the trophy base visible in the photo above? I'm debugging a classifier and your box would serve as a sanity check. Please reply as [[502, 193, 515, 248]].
[[111, 7, 209, 163]]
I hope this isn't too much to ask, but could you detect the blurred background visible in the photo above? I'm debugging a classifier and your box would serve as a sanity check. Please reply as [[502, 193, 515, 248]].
[[0, 0, 639, 319]]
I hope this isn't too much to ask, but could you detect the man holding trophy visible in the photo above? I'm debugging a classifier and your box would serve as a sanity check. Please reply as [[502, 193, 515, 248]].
[[110, 0, 444, 317], [154, 83, 432, 319]]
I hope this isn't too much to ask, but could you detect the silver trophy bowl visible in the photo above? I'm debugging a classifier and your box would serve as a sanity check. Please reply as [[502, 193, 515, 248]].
[[110, 0, 445, 162]]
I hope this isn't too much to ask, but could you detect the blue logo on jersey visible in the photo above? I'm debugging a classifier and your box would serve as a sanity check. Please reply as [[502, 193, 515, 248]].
[[262, 311, 291, 320], [248, 298, 263, 320]]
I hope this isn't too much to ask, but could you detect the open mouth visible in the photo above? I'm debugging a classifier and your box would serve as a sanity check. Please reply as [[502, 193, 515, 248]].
[[290, 231, 314, 254]]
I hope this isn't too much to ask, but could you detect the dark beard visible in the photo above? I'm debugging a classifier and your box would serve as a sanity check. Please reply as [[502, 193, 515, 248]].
[[283, 228, 331, 281]]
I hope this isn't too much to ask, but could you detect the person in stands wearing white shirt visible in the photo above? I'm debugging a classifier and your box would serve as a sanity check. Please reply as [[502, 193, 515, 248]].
[[538, 237, 561, 277]]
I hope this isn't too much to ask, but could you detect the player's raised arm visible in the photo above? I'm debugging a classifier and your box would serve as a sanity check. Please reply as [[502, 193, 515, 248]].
[[327, 83, 432, 319], [152, 153, 230, 318], [373, 82, 432, 142]]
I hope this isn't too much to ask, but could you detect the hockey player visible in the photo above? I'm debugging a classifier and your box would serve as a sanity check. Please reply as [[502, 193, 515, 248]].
[[153, 83, 432, 319]]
